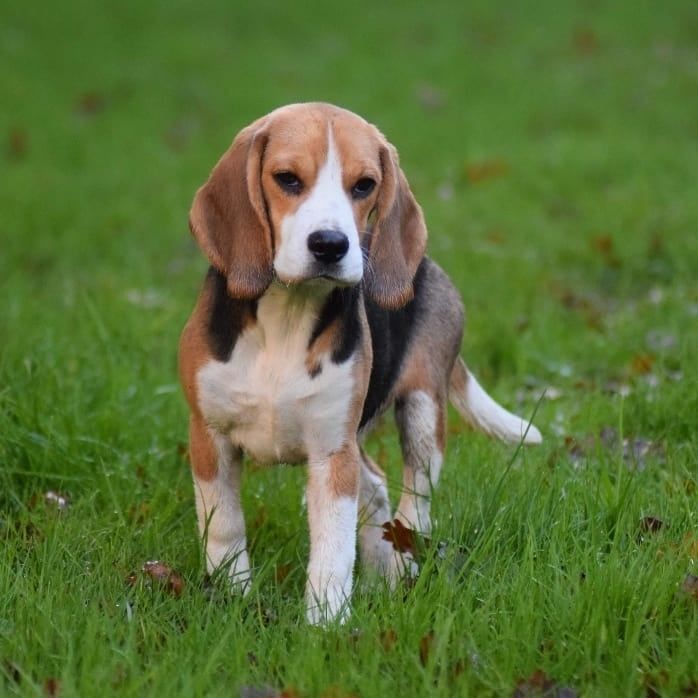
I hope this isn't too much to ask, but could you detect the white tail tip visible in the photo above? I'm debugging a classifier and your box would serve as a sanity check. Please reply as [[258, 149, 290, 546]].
[[450, 367, 542, 445]]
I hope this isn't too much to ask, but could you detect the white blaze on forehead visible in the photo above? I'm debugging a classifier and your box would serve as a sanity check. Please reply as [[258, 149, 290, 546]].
[[273, 125, 364, 283]]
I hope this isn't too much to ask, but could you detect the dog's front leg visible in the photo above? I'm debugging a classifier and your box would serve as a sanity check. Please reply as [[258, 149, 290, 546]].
[[189, 414, 250, 591], [305, 445, 360, 625]]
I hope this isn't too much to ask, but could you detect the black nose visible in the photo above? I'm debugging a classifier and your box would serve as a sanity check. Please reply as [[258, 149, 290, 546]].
[[307, 230, 349, 264]]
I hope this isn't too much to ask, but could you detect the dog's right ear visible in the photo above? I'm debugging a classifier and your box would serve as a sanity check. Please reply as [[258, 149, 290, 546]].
[[189, 119, 273, 299]]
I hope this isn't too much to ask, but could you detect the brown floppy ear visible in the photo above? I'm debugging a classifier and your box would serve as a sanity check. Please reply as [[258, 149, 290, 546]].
[[189, 119, 273, 299], [364, 141, 428, 309]]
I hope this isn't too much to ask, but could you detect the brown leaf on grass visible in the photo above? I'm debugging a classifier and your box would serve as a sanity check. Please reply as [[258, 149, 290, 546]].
[[631, 354, 655, 376], [465, 159, 510, 184], [381, 519, 430, 557], [513, 669, 578, 697], [177, 442, 189, 460], [590, 234, 621, 267], [573, 28, 599, 55], [274, 562, 293, 584], [43, 678, 60, 696], [75, 92, 106, 116], [556, 287, 605, 330], [419, 631, 435, 667], [681, 574, 698, 599], [450, 658, 466, 680], [127, 501, 150, 524], [280, 688, 301, 698], [6, 128, 28, 160], [141, 560, 185, 597], [380, 628, 397, 652]]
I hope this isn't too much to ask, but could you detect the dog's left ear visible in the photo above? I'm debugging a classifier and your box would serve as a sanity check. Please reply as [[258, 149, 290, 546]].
[[364, 140, 427, 309], [189, 118, 273, 299]]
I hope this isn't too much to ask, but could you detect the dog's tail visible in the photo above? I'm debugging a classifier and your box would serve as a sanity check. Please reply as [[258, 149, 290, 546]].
[[449, 358, 542, 445]]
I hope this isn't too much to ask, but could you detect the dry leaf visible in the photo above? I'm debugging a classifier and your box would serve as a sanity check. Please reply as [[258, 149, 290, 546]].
[[465, 159, 509, 184], [75, 92, 106, 116], [381, 519, 430, 558], [631, 354, 655, 376], [7, 128, 28, 160], [127, 501, 150, 524], [380, 628, 397, 652], [513, 669, 577, 697], [141, 560, 185, 597], [274, 562, 293, 584], [419, 631, 435, 667], [573, 28, 599, 54], [43, 678, 60, 696]]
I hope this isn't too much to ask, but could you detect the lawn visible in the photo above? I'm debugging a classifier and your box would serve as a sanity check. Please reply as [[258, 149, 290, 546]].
[[1, 0, 696, 695]]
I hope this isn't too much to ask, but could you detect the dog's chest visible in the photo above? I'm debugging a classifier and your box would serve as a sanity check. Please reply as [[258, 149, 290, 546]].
[[197, 292, 354, 464]]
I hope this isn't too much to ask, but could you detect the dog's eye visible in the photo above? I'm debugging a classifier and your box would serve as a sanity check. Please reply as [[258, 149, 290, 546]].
[[274, 171, 303, 194], [351, 177, 376, 199]]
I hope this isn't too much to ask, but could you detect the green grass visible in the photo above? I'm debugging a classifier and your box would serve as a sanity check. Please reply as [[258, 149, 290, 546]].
[[1, 0, 697, 695]]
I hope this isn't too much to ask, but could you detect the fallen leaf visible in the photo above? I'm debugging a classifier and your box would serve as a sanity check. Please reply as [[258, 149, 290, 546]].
[[274, 562, 293, 584], [75, 92, 106, 116], [127, 501, 150, 524], [513, 669, 578, 697], [631, 354, 655, 376], [141, 560, 185, 597], [43, 678, 60, 696], [681, 574, 698, 599], [465, 159, 509, 184], [573, 28, 599, 55], [419, 631, 435, 667], [6, 128, 28, 160], [450, 658, 466, 680], [380, 628, 397, 652], [381, 519, 430, 557]]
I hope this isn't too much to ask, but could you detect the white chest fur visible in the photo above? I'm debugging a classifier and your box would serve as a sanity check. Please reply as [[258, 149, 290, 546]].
[[197, 286, 355, 465]]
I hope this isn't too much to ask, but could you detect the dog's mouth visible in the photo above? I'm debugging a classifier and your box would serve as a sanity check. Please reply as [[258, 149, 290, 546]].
[[273, 265, 363, 288]]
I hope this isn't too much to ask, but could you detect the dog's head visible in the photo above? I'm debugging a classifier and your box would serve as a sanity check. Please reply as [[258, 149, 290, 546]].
[[189, 103, 427, 309]]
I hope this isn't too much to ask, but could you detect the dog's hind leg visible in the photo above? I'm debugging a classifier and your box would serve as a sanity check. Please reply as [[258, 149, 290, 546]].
[[394, 389, 445, 537]]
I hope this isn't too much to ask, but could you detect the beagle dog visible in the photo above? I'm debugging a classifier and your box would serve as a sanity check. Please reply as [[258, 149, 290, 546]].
[[179, 103, 541, 624]]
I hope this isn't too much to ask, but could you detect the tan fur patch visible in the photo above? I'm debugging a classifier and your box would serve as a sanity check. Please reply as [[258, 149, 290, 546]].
[[328, 443, 361, 498], [304, 316, 341, 377], [188, 414, 218, 481]]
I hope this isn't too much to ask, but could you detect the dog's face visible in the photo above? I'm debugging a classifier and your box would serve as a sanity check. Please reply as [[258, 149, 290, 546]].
[[260, 107, 383, 287], [189, 103, 427, 309]]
